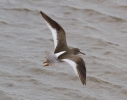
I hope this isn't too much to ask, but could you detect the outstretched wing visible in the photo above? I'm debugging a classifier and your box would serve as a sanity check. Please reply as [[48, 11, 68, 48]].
[[62, 56, 86, 85], [40, 11, 68, 53]]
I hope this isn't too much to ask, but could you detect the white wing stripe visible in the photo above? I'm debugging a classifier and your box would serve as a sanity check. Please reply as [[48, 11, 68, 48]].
[[55, 51, 66, 58], [45, 21, 57, 49], [62, 59, 78, 76]]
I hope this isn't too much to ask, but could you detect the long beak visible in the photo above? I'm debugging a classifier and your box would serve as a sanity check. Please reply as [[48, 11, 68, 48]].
[[79, 51, 86, 55]]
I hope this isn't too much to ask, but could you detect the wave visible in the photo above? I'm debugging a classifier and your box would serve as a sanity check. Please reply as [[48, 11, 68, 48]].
[[3, 7, 36, 12]]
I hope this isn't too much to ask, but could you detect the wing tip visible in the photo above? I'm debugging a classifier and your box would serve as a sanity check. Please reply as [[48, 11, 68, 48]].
[[40, 11, 42, 14], [80, 76, 86, 85], [40, 11, 45, 17], [76, 65, 86, 85], [40, 11, 43, 14], [82, 80, 86, 85]]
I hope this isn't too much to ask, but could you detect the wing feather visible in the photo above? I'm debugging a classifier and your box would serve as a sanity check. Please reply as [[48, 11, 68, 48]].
[[46, 22, 57, 48], [76, 65, 86, 85], [62, 59, 78, 76], [40, 11, 68, 53], [62, 56, 86, 85]]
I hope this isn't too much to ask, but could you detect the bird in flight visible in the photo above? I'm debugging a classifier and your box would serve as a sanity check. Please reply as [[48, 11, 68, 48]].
[[40, 11, 86, 85]]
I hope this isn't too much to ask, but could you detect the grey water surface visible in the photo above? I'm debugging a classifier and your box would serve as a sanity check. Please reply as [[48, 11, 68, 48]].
[[0, 0, 127, 100]]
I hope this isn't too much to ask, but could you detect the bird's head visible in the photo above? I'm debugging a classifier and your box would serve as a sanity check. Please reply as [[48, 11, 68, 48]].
[[72, 48, 86, 55]]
